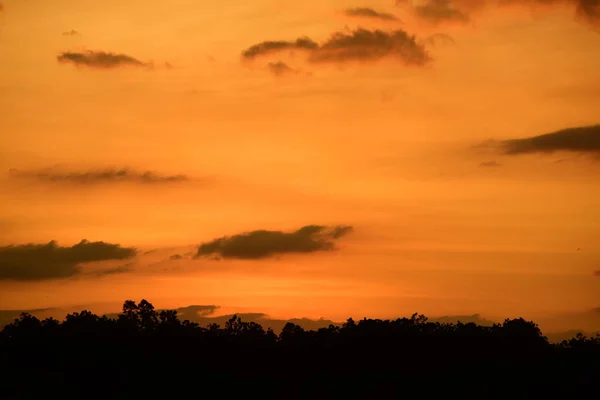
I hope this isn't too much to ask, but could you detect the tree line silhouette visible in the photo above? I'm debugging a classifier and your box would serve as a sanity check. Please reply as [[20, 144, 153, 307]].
[[1, 300, 598, 399]]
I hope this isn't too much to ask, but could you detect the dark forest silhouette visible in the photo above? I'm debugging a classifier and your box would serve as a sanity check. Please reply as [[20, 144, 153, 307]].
[[1, 300, 598, 399]]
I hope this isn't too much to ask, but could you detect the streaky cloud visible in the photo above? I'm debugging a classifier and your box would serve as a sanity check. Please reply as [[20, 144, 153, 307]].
[[0, 240, 137, 281], [500, 124, 600, 156], [345, 7, 400, 21], [309, 28, 430, 65], [242, 37, 319, 59], [62, 30, 80, 36], [195, 225, 353, 260], [479, 160, 502, 167], [242, 28, 429, 66], [57, 50, 151, 69], [8, 167, 189, 185], [397, 0, 600, 29], [267, 61, 297, 76], [421, 33, 456, 47]]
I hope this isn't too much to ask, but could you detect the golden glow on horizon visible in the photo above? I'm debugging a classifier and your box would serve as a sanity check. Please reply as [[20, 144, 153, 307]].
[[0, 0, 599, 331]]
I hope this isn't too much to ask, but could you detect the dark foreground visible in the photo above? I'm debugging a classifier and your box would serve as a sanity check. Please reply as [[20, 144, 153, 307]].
[[1, 300, 598, 400]]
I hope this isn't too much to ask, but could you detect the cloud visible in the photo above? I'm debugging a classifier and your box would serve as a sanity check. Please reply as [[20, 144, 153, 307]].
[[170, 254, 184, 260], [500, 124, 600, 156], [576, 0, 600, 30], [8, 167, 189, 185], [400, 0, 470, 24], [267, 61, 298, 76], [344, 7, 400, 21], [420, 33, 456, 47], [0, 240, 137, 281], [57, 50, 151, 69], [242, 28, 430, 66], [309, 28, 430, 65], [479, 160, 502, 167], [242, 37, 319, 59], [195, 225, 353, 260], [62, 30, 80, 36], [90, 262, 134, 277], [397, 0, 600, 29], [593, 270, 600, 277]]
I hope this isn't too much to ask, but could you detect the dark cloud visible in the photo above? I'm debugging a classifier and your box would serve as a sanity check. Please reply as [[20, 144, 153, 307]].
[[242, 37, 319, 59], [403, 0, 470, 23], [0, 240, 137, 281], [175, 305, 220, 320], [479, 160, 502, 167], [309, 28, 430, 65], [593, 270, 600, 277], [345, 7, 400, 21], [57, 50, 150, 69], [500, 124, 600, 156], [195, 225, 353, 260], [62, 30, 80, 36], [170, 254, 184, 260], [90, 262, 134, 277], [242, 28, 430, 66], [397, 0, 600, 29], [576, 0, 600, 29], [267, 61, 297, 76], [8, 167, 189, 185], [421, 33, 456, 47]]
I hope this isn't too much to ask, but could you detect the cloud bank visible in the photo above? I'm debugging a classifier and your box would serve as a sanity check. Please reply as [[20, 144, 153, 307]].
[[500, 124, 600, 155], [8, 167, 189, 185], [242, 28, 430, 66], [345, 7, 400, 21], [0, 240, 137, 281], [195, 225, 353, 260], [57, 51, 150, 69]]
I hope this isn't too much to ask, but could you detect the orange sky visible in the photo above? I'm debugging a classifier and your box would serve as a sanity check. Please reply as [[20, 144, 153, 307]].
[[0, 0, 599, 331]]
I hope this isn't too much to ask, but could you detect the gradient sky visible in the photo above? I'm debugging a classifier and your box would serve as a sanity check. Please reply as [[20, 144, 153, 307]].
[[1, 0, 599, 331]]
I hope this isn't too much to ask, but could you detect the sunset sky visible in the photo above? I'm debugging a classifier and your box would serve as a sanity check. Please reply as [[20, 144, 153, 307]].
[[1, 0, 599, 332]]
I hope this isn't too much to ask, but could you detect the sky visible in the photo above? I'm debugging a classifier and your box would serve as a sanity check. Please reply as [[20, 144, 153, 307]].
[[0, 0, 599, 332]]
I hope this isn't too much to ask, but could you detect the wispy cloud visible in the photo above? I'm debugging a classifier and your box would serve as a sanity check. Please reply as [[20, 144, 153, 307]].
[[8, 167, 189, 185], [62, 30, 80, 36], [500, 124, 600, 156], [243, 28, 430, 66], [396, 0, 600, 29], [195, 225, 353, 260], [0, 240, 137, 281], [310, 28, 430, 65], [57, 50, 151, 69], [242, 37, 319, 59], [345, 7, 400, 21], [479, 160, 502, 167], [267, 61, 299, 76], [398, 0, 470, 24], [420, 33, 456, 47]]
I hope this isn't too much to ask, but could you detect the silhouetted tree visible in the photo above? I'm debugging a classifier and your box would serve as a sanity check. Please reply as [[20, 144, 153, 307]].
[[1, 299, 598, 399]]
